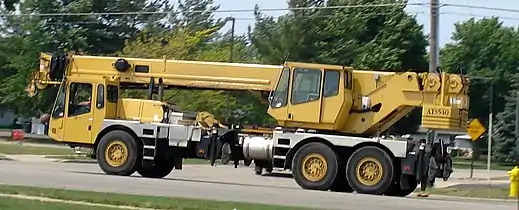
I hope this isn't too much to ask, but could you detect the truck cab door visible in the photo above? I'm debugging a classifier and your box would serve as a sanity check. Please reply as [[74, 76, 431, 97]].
[[48, 81, 67, 142], [286, 66, 323, 125], [62, 77, 102, 144]]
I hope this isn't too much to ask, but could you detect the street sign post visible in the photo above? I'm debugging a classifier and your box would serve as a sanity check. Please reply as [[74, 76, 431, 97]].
[[467, 118, 487, 179]]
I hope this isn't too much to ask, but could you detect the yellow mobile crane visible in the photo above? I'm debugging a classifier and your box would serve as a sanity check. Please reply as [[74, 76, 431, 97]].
[[27, 52, 469, 196]]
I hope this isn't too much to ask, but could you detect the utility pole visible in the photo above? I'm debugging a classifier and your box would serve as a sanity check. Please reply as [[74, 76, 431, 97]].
[[426, 0, 440, 144], [429, 0, 439, 73], [486, 79, 493, 185], [226, 17, 236, 125]]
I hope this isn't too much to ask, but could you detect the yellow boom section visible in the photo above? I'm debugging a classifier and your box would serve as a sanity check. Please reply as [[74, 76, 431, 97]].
[[27, 52, 282, 96]]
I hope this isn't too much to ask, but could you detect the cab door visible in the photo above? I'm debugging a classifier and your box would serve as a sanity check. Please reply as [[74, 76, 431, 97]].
[[48, 81, 67, 142], [287, 67, 323, 124], [63, 77, 101, 144]]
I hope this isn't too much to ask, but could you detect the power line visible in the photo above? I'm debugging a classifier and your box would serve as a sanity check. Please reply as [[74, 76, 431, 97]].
[[41, 11, 428, 25], [442, 3, 519, 14], [0, 3, 427, 17]]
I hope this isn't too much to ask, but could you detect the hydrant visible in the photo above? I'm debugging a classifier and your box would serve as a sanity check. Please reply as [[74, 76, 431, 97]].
[[507, 166, 519, 198]]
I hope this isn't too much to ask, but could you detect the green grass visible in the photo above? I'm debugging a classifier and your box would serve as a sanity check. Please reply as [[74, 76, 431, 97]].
[[452, 158, 514, 171], [0, 185, 308, 210], [0, 197, 118, 210], [421, 186, 511, 199], [0, 142, 76, 155]]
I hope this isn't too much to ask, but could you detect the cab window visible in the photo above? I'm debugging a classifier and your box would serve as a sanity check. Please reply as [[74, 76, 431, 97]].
[[323, 70, 340, 97], [96, 84, 104, 109], [68, 83, 93, 117], [270, 67, 290, 108], [52, 82, 67, 118], [291, 68, 322, 104]]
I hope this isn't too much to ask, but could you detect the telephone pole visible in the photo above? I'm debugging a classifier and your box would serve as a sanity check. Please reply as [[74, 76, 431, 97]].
[[429, 0, 439, 73], [425, 0, 440, 169]]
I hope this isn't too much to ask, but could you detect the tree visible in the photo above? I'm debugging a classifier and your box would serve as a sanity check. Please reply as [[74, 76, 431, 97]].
[[440, 17, 519, 124], [0, 0, 172, 116], [492, 73, 519, 162]]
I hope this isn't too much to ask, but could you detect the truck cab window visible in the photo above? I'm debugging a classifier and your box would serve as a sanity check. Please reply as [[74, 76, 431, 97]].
[[270, 67, 290, 108], [323, 70, 340, 97], [68, 83, 93, 117], [52, 82, 67, 118], [291, 68, 322, 104]]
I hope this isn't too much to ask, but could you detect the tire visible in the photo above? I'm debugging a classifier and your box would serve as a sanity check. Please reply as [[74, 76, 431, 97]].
[[292, 142, 338, 191], [96, 130, 140, 176], [346, 146, 394, 195], [243, 158, 253, 167], [220, 142, 232, 165], [330, 155, 354, 193], [137, 160, 175, 179], [384, 175, 418, 197]]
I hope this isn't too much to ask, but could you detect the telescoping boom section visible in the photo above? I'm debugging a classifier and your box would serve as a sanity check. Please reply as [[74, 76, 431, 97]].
[[27, 52, 282, 94]]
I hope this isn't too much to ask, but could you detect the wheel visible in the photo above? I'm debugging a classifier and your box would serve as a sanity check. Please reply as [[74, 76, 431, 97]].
[[96, 130, 140, 176], [137, 160, 175, 179], [384, 175, 418, 197], [292, 142, 338, 191], [330, 156, 354, 193], [346, 146, 394, 195], [243, 158, 253, 166], [254, 164, 263, 175], [220, 142, 232, 165], [330, 176, 354, 193]]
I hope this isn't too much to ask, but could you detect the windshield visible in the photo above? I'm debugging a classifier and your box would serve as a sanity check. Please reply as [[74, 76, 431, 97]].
[[51, 81, 66, 118], [270, 67, 290, 108]]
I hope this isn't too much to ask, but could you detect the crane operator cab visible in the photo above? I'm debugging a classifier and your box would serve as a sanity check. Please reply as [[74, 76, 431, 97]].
[[267, 62, 355, 132]]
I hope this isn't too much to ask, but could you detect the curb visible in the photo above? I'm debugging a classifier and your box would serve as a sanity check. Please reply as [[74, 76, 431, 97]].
[[409, 193, 517, 203], [0, 157, 14, 161], [57, 159, 97, 164]]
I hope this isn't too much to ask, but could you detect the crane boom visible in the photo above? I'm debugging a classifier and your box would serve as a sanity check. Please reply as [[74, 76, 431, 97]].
[[27, 52, 282, 94]]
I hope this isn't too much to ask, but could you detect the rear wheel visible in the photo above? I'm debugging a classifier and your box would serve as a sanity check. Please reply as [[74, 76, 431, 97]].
[[137, 160, 175, 179], [292, 142, 338, 191], [384, 175, 418, 197], [346, 146, 394, 195], [97, 130, 140, 176]]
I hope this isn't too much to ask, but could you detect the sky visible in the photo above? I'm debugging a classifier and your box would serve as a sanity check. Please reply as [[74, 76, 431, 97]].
[[210, 0, 519, 48]]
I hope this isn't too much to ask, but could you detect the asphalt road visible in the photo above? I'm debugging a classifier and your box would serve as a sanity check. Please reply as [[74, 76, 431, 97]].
[[0, 160, 515, 210]]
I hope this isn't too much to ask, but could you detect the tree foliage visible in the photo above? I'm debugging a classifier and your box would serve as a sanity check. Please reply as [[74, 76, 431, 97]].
[[439, 17, 519, 162]]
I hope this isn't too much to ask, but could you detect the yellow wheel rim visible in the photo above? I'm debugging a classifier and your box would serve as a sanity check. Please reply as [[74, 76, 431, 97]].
[[356, 157, 383, 186], [104, 140, 128, 167], [301, 153, 328, 182]]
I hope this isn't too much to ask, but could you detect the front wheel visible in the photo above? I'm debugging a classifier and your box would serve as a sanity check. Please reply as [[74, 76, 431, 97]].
[[97, 130, 140, 176], [292, 142, 338, 191]]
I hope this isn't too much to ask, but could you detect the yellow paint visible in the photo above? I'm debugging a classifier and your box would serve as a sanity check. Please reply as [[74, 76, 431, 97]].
[[301, 153, 328, 182], [355, 157, 383, 186], [508, 166, 519, 198], [104, 140, 129, 167]]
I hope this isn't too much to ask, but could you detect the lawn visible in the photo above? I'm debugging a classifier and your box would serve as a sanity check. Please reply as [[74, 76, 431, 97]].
[[425, 186, 511, 199], [0, 197, 118, 210], [452, 158, 514, 171], [0, 185, 309, 210], [0, 142, 76, 155]]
